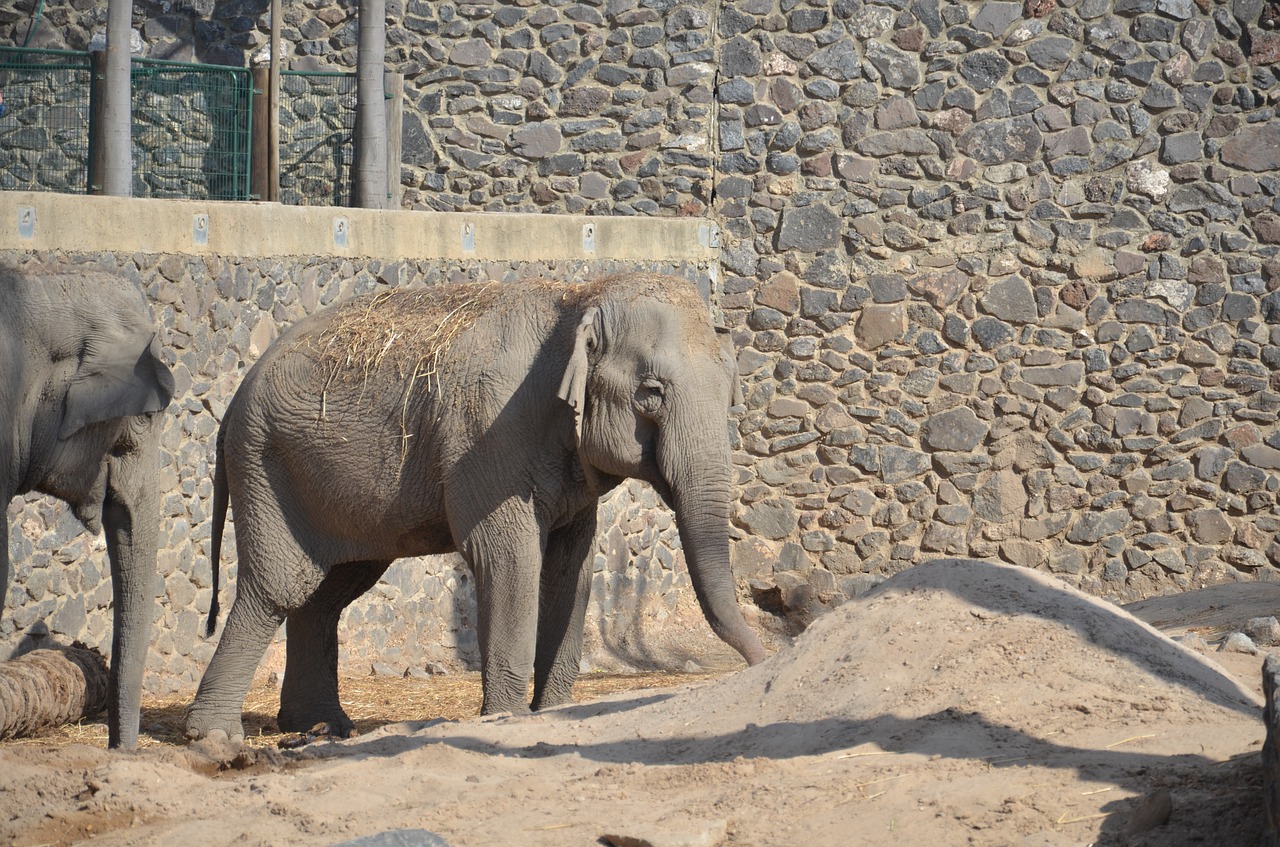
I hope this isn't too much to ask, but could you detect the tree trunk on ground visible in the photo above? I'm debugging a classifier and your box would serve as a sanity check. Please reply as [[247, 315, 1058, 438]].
[[102, 0, 133, 196], [0, 646, 110, 740], [354, 0, 388, 209]]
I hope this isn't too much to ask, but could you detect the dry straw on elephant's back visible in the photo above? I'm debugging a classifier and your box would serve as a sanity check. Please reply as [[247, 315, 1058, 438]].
[[313, 283, 504, 461], [316, 283, 503, 389]]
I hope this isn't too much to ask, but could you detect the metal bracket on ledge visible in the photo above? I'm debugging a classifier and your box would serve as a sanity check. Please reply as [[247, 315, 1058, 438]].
[[17, 206, 35, 240]]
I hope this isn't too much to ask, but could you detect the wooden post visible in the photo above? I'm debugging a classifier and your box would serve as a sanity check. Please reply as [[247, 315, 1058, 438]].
[[87, 50, 108, 194], [354, 0, 388, 209], [384, 71, 403, 209], [268, 0, 281, 202], [250, 66, 270, 201]]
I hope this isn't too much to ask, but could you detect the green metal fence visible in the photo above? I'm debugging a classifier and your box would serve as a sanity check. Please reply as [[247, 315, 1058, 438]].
[[0, 51, 358, 205], [131, 58, 253, 201], [0, 47, 93, 193], [279, 70, 356, 207]]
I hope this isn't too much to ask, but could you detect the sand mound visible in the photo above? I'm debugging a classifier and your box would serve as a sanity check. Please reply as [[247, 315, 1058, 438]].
[[0, 560, 1268, 847], [720, 557, 1262, 728], [421, 559, 1259, 766]]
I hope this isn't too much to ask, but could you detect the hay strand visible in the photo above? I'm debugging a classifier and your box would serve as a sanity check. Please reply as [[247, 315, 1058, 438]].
[[1104, 733, 1157, 749]]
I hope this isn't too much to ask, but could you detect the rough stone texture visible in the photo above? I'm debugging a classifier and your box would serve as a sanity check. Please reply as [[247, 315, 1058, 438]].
[[776, 205, 842, 251], [1, 0, 718, 215], [6, 0, 1280, 673], [706, 0, 1280, 620], [922, 407, 990, 452], [1221, 124, 1280, 172]]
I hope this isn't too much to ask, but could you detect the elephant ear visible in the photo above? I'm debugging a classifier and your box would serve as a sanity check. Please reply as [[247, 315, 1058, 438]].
[[60, 329, 176, 439], [715, 326, 744, 407], [557, 306, 600, 442]]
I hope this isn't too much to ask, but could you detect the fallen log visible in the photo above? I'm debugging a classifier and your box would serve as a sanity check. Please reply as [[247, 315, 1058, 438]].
[[0, 644, 110, 740]]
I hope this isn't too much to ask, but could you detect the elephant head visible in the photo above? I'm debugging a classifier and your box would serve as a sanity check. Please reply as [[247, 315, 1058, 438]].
[[0, 263, 174, 749], [558, 274, 766, 666], [40, 279, 175, 534]]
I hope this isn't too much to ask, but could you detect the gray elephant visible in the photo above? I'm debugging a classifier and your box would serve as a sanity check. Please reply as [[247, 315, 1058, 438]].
[[186, 272, 766, 740], [1, 262, 174, 749]]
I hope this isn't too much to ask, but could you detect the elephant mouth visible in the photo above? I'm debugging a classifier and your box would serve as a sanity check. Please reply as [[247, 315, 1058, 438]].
[[636, 443, 673, 506], [650, 476, 674, 509]]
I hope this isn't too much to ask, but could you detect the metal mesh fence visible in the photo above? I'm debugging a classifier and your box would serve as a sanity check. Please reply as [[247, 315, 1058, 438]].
[[0, 54, 357, 205], [131, 58, 253, 201], [0, 47, 93, 193], [279, 70, 356, 207]]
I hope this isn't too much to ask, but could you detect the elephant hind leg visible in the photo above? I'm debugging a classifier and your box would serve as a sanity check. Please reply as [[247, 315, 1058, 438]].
[[277, 560, 390, 736], [186, 585, 286, 742]]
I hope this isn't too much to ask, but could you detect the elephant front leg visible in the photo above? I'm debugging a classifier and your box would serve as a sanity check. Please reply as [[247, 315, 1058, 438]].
[[460, 508, 545, 715], [101, 423, 162, 749], [531, 511, 597, 711], [278, 560, 389, 736]]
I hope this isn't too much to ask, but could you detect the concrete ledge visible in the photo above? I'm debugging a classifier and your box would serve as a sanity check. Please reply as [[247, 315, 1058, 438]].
[[0, 191, 719, 262]]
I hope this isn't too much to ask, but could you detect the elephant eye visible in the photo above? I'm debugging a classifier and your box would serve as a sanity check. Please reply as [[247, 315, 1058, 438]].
[[634, 378, 665, 416]]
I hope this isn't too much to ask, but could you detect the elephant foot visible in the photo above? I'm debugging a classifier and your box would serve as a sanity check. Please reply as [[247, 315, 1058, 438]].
[[184, 706, 246, 744], [530, 689, 572, 712], [277, 703, 355, 738], [479, 699, 533, 717], [186, 728, 248, 765]]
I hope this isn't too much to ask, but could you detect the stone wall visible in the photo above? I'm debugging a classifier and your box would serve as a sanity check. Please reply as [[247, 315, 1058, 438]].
[[5, 0, 1280, 666], [712, 0, 1280, 621], [4, 0, 719, 215]]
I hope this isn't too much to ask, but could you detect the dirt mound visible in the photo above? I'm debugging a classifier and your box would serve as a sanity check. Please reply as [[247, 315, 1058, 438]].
[[665, 558, 1261, 741], [374, 559, 1259, 764], [0, 559, 1268, 847]]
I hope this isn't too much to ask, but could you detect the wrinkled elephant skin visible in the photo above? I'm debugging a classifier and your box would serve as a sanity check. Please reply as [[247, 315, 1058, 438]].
[[187, 273, 766, 741], [0, 263, 175, 749]]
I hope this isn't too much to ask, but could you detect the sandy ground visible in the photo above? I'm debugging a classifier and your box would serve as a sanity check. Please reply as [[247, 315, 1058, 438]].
[[0, 558, 1272, 847]]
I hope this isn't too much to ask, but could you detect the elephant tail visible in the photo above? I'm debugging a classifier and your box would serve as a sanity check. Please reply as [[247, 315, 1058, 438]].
[[206, 431, 229, 638]]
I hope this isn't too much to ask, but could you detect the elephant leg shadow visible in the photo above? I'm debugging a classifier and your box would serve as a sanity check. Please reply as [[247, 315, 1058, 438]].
[[278, 560, 390, 736]]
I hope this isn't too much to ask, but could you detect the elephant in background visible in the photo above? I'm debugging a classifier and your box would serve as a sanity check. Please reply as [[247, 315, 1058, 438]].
[[0, 262, 174, 749], [187, 272, 766, 741]]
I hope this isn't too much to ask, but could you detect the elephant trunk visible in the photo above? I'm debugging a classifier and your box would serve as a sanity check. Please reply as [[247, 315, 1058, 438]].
[[660, 408, 767, 667]]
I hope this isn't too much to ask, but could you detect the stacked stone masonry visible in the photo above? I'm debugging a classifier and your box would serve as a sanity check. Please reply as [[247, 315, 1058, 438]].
[[4, 0, 1280, 681]]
